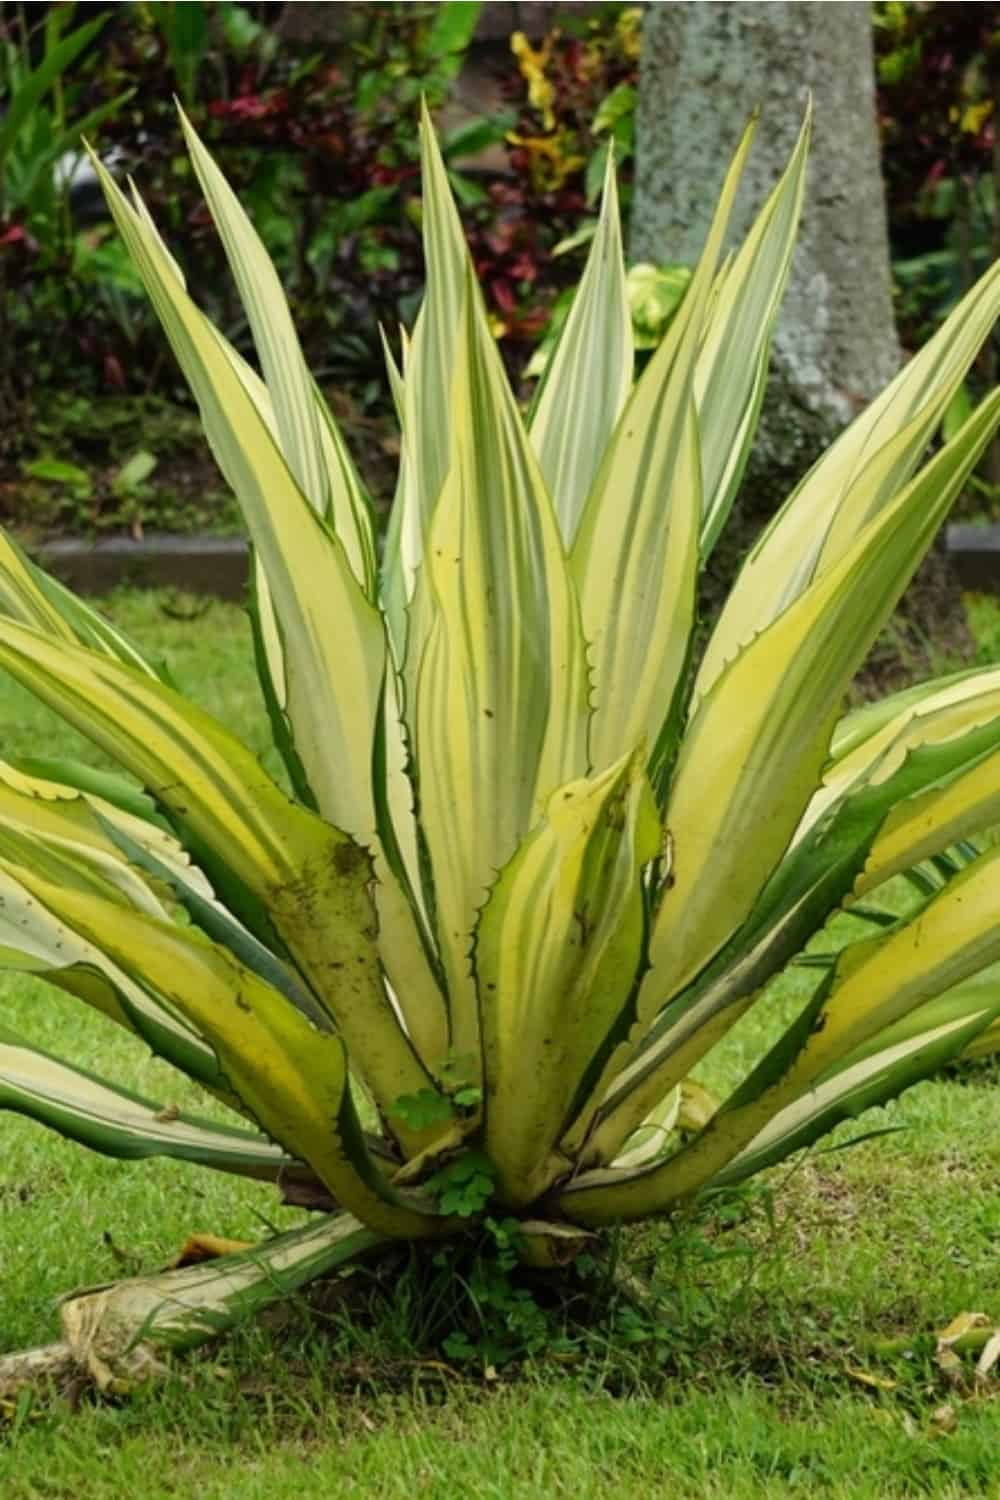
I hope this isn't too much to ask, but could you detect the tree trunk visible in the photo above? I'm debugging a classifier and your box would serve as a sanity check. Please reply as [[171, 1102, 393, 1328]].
[[632, 0, 901, 516]]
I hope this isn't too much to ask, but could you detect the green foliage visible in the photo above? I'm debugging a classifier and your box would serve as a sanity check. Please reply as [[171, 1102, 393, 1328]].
[[434, 1218, 556, 1366], [527, 259, 691, 378], [507, 6, 641, 202], [391, 1089, 456, 1132], [392, 1066, 482, 1134], [425, 1152, 497, 1218], [20, 456, 92, 498], [874, 0, 1000, 522], [875, 3, 1000, 349], [0, 5, 130, 237], [481, 5, 641, 349], [0, 2, 647, 501], [7, 393, 239, 537], [145, 1, 209, 106], [0, 2, 503, 444], [0, 3, 135, 433]]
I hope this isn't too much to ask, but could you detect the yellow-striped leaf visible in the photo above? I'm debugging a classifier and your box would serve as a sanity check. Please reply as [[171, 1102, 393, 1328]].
[[126, 189, 441, 1048], [644, 389, 1000, 1014], [10, 872, 443, 1238], [477, 752, 659, 1205], [126, 136, 452, 1055], [855, 751, 1000, 897], [561, 994, 997, 1224], [0, 527, 161, 677], [716, 978, 1000, 1184], [569, 840, 1000, 1221], [0, 622, 437, 1125], [381, 103, 468, 653], [179, 109, 375, 588], [528, 152, 632, 547], [117, 170, 447, 1084], [587, 672, 1000, 1164], [700, 258, 1000, 694], [414, 268, 590, 1064], [696, 107, 811, 555], [829, 664, 987, 762], [797, 664, 1000, 885], [0, 859, 229, 1096], [816, 666, 1000, 811], [571, 117, 756, 778], [0, 1023, 301, 1180], [97, 161, 386, 847]]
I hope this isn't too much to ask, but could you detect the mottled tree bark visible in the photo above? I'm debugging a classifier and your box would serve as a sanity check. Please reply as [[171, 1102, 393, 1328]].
[[632, 1, 901, 512]]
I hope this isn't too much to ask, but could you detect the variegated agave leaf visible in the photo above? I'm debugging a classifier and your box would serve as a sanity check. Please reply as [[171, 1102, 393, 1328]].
[[1, 106, 1000, 1389]]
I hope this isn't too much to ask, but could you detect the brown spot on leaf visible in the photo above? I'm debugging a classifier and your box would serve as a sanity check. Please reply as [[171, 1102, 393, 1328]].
[[333, 842, 366, 878]]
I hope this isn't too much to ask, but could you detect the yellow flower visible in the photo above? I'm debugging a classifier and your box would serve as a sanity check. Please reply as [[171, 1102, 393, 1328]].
[[511, 30, 556, 131], [617, 7, 642, 61], [506, 131, 585, 192], [959, 100, 993, 135]]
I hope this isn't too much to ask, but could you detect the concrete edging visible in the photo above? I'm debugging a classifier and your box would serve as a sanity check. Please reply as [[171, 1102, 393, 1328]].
[[945, 524, 1000, 594], [27, 526, 1000, 600], [33, 534, 250, 601]]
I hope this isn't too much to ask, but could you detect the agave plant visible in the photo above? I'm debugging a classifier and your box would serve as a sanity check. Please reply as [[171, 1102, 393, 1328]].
[[3, 102, 1000, 1391]]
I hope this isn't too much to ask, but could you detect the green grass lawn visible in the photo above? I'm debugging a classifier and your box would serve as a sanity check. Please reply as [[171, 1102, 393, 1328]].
[[3, 589, 1000, 1498]]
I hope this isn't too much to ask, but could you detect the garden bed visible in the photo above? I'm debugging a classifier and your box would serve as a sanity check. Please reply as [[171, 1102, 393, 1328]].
[[34, 532, 250, 600], [945, 522, 1000, 592], [0, 390, 400, 547]]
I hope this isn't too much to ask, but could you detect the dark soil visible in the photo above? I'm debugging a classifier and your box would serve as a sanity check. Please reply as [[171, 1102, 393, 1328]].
[[852, 538, 977, 700], [0, 393, 238, 543], [0, 388, 400, 544], [701, 506, 976, 705]]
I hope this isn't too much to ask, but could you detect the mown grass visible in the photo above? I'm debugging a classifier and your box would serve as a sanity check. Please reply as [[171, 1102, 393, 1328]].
[[3, 587, 1000, 1498]]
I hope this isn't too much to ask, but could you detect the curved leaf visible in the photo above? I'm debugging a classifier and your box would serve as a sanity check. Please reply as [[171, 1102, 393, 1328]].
[[381, 102, 468, 653], [528, 152, 632, 547], [414, 268, 590, 1063], [646, 391, 1000, 1015], [696, 107, 810, 555], [0, 1023, 302, 1181], [571, 116, 757, 778], [97, 159, 386, 848], [476, 752, 658, 1204], [179, 109, 374, 588], [715, 977, 1000, 1185], [589, 670, 1000, 1163], [701, 258, 1000, 693], [59, 1212, 384, 1387], [569, 839, 1000, 1220], [0, 623, 439, 1128], [9, 872, 445, 1238]]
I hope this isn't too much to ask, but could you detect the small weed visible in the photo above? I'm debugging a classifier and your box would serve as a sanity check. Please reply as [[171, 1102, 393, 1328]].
[[423, 1152, 496, 1219]]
